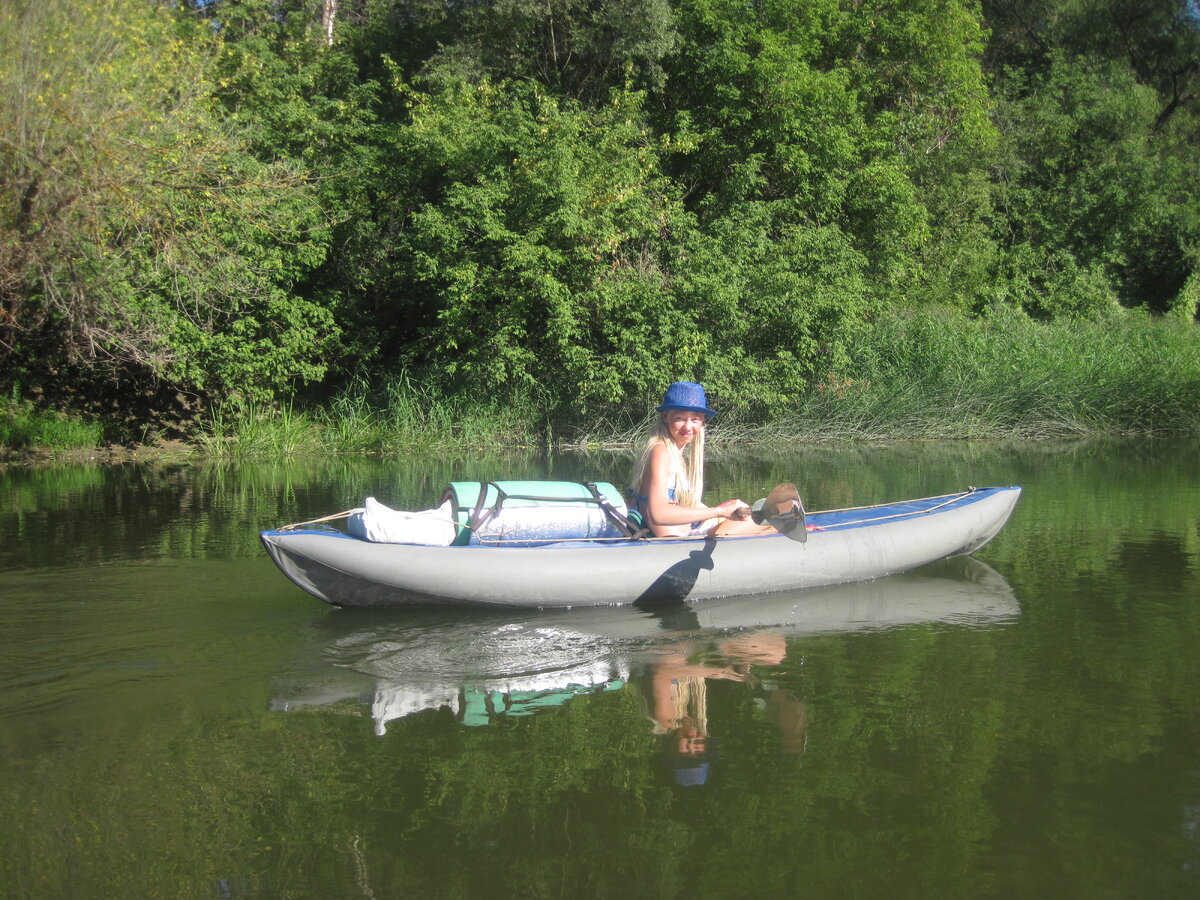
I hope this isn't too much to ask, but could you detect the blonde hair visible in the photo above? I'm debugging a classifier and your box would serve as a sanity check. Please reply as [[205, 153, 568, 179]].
[[630, 413, 706, 507]]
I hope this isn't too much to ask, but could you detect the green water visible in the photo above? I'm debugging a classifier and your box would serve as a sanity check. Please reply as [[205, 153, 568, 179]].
[[1, 440, 1198, 899]]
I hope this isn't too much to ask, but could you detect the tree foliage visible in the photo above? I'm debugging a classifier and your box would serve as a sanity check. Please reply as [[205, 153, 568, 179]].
[[986, 0, 1200, 315], [0, 0, 337, 422], [0, 0, 1196, 436], [383, 81, 692, 414]]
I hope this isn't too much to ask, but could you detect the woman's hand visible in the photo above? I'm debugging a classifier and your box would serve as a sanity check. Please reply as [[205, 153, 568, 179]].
[[715, 499, 751, 520]]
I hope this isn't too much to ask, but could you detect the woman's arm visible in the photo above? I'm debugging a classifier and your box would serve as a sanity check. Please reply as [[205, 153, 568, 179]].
[[642, 443, 747, 535]]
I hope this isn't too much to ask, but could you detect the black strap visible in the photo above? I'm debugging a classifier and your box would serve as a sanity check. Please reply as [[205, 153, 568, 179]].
[[454, 481, 647, 539], [468, 481, 506, 533], [581, 481, 648, 538]]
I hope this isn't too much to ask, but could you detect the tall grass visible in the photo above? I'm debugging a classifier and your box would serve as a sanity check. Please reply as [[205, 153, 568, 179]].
[[774, 307, 1200, 441], [197, 398, 322, 458], [197, 375, 543, 460], [0, 396, 104, 452], [570, 310, 1200, 446], [104, 310, 1200, 459]]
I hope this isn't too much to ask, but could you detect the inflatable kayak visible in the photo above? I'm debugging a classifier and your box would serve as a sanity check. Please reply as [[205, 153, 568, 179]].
[[260, 484, 1021, 608]]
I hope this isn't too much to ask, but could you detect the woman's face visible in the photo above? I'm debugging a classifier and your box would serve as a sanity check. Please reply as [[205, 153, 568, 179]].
[[664, 411, 706, 448]]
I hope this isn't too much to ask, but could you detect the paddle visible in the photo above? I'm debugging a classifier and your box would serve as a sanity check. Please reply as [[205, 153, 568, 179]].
[[749, 482, 807, 542]]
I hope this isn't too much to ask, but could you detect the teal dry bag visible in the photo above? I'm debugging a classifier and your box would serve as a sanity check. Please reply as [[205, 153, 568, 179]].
[[440, 480, 638, 545]]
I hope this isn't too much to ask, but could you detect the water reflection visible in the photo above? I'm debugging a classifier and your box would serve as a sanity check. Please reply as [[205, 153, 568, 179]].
[[644, 631, 807, 786], [272, 556, 1019, 764], [8, 440, 1200, 898]]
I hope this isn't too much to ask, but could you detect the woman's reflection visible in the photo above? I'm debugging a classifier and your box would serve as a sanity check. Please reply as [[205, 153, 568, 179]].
[[642, 631, 807, 787]]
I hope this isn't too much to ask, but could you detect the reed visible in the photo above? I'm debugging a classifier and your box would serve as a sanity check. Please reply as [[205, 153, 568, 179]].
[[0, 396, 104, 452], [330, 374, 542, 451], [781, 309, 1200, 440], [197, 376, 545, 459], [562, 310, 1200, 446], [20, 310, 1200, 459], [198, 399, 326, 459]]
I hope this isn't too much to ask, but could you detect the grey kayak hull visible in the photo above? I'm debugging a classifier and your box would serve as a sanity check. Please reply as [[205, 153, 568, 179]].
[[260, 486, 1021, 608]]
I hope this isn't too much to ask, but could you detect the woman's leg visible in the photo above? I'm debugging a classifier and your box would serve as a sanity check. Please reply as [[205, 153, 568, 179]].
[[711, 517, 777, 536]]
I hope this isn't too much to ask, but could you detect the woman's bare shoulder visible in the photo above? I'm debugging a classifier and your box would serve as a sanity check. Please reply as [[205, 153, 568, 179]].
[[646, 440, 674, 471]]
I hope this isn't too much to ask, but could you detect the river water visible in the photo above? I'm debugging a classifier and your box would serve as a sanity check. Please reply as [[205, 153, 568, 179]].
[[1, 439, 1198, 899]]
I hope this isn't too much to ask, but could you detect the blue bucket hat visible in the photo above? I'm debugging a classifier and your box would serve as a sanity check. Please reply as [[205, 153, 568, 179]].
[[672, 762, 710, 787], [656, 381, 716, 418]]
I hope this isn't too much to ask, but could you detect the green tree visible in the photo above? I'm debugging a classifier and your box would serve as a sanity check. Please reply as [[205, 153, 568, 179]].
[[663, 0, 997, 305], [198, 0, 387, 378], [837, 0, 1002, 309], [0, 0, 337, 425], [403, 0, 681, 104], [984, 0, 1200, 134], [984, 1, 1200, 315], [372, 80, 695, 421]]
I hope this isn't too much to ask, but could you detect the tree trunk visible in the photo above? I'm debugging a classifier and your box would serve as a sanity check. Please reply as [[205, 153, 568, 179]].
[[321, 0, 338, 46]]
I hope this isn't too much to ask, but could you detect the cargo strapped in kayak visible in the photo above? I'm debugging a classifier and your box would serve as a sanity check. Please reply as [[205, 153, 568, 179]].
[[440, 480, 647, 545]]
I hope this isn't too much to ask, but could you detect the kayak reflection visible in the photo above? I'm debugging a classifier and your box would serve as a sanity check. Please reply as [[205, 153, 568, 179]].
[[272, 557, 1018, 749]]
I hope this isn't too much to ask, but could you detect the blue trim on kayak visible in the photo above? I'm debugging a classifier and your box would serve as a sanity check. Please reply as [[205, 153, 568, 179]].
[[806, 486, 1017, 532], [261, 527, 361, 539]]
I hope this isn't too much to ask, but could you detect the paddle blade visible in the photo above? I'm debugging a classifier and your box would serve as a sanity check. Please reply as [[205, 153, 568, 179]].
[[752, 482, 807, 542]]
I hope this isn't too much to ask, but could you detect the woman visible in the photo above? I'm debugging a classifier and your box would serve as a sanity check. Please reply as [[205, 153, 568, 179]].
[[630, 382, 774, 537]]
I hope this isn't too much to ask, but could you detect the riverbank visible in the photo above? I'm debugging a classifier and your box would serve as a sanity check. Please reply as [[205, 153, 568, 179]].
[[0, 440, 199, 468], [5, 310, 1199, 463]]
